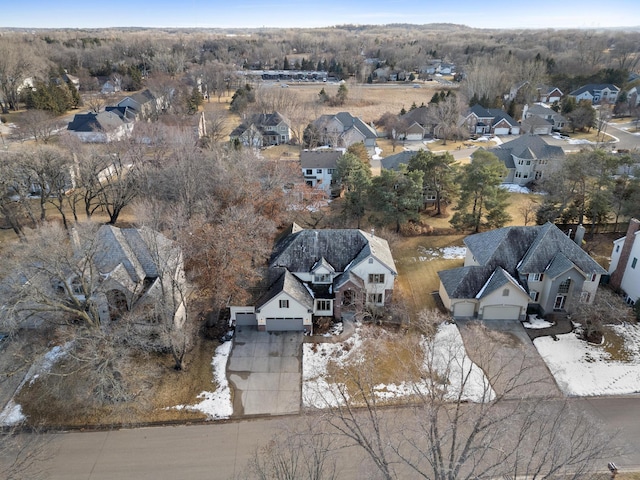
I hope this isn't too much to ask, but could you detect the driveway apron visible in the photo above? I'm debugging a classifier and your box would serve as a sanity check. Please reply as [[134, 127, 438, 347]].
[[227, 327, 302, 416]]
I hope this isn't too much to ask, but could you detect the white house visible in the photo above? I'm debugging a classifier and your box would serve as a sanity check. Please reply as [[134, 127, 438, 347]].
[[569, 84, 620, 105], [609, 218, 640, 305], [67, 111, 134, 143], [300, 149, 344, 194], [231, 224, 397, 332]]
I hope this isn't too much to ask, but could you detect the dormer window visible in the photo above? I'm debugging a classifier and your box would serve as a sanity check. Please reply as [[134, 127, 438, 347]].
[[314, 273, 331, 283]]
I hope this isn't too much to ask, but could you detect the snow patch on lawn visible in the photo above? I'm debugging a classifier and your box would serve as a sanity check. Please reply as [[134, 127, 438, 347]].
[[303, 323, 493, 408], [500, 184, 531, 194], [534, 323, 640, 396], [0, 400, 25, 426], [523, 315, 554, 329], [568, 138, 594, 145], [170, 341, 233, 419], [415, 245, 466, 262]]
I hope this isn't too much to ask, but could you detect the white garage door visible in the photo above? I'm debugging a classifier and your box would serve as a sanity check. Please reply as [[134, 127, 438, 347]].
[[494, 127, 510, 135], [266, 317, 304, 331], [453, 302, 475, 318], [482, 306, 521, 320]]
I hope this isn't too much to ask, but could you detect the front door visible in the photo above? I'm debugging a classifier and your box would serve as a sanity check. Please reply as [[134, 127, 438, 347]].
[[554, 294, 566, 310]]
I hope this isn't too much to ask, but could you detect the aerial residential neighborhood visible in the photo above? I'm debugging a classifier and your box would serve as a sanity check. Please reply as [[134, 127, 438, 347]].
[[1, 7, 640, 479]]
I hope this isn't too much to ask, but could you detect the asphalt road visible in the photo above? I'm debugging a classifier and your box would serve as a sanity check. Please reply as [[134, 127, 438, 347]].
[[41, 396, 640, 479]]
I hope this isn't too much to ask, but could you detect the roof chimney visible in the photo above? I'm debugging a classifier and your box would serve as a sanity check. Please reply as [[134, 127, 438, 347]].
[[574, 225, 585, 247]]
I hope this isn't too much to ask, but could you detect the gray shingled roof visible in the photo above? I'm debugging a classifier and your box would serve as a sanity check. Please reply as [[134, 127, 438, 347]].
[[441, 222, 607, 299], [488, 134, 564, 164], [300, 150, 343, 169], [380, 150, 417, 171], [256, 268, 314, 310], [570, 83, 620, 96], [271, 228, 396, 275], [67, 111, 125, 133]]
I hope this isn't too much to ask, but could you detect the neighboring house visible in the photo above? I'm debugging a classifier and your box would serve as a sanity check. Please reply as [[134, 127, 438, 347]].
[[569, 84, 620, 105], [101, 78, 122, 94], [521, 104, 566, 132], [537, 86, 563, 104], [230, 224, 397, 332], [401, 106, 436, 135], [462, 105, 520, 136], [507, 81, 529, 101], [627, 86, 640, 108], [520, 115, 553, 136], [313, 112, 378, 153], [300, 149, 344, 194], [93, 225, 186, 326], [404, 121, 426, 140], [230, 111, 292, 147], [486, 134, 565, 185], [438, 223, 606, 321], [67, 111, 134, 143], [117, 89, 166, 119], [609, 218, 640, 305]]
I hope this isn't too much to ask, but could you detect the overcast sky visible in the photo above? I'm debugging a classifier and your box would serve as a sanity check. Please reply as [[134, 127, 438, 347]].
[[4, 0, 640, 30]]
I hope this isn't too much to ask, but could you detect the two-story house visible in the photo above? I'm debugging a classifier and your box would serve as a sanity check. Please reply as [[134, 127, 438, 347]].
[[313, 112, 378, 154], [609, 218, 640, 305], [486, 134, 565, 185], [569, 84, 620, 105], [462, 105, 520, 136], [438, 223, 606, 321], [300, 149, 344, 195], [230, 224, 397, 332], [230, 111, 292, 147], [521, 104, 566, 133]]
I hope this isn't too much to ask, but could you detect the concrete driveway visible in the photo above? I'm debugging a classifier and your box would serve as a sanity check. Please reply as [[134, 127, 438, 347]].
[[227, 327, 302, 417]]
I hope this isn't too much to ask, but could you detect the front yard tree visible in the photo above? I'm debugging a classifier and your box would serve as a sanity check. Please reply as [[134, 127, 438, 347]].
[[369, 169, 423, 233], [431, 93, 465, 145], [377, 112, 409, 152], [407, 150, 458, 215], [451, 150, 511, 233], [334, 152, 372, 228], [567, 99, 596, 133]]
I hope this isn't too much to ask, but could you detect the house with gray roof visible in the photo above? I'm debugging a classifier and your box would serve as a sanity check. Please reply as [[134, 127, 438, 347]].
[[438, 223, 606, 321], [93, 225, 186, 326], [486, 134, 565, 185], [230, 111, 292, 147], [461, 105, 520, 136], [521, 104, 566, 132], [117, 89, 168, 119], [230, 224, 397, 332], [300, 149, 344, 195], [313, 112, 378, 154], [67, 111, 133, 143], [569, 84, 620, 105]]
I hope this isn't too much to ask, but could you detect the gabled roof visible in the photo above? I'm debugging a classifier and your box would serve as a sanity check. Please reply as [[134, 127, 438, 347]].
[[488, 134, 564, 162], [67, 111, 125, 133], [401, 106, 431, 126], [570, 83, 620, 96], [440, 223, 606, 300], [270, 227, 396, 275], [256, 268, 314, 310], [380, 150, 417, 171], [487, 109, 518, 127], [315, 112, 377, 140], [93, 225, 176, 284], [521, 115, 553, 128], [300, 150, 343, 169], [526, 104, 559, 116], [476, 267, 527, 299], [467, 104, 493, 119]]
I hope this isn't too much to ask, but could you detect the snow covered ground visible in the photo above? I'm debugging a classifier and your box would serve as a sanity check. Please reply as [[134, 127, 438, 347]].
[[534, 323, 640, 396], [523, 315, 554, 329], [302, 323, 493, 408], [413, 245, 467, 262], [170, 341, 233, 419], [500, 184, 531, 194]]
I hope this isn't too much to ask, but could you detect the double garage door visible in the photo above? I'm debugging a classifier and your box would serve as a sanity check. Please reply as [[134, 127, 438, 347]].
[[482, 306, 521, 320], [265, 317, 304, 331]]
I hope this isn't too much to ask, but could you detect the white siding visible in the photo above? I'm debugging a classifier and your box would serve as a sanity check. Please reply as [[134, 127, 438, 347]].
[[257, 292, 312, 327]]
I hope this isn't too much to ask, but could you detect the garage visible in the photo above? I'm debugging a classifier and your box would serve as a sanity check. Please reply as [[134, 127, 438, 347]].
[[453, 301, 476, 318], [482, 305, 522, 320], [266, 317, 304, 331], [235, 312, 257, 326], [493, 127, 510, 135]]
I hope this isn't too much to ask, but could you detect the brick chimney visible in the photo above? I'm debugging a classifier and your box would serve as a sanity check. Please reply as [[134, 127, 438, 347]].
[[610, 218, 640, 290]]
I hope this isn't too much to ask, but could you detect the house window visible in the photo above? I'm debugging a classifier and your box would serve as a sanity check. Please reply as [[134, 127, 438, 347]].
[[306, 169, 313, 175], [580, 291, 591, 303], [616, 245, 620, 253], [317, 169, 322, 174], [368, 258, 374, 264], [558, 279, 571, 294], [515, 172, 522, 178], [529, 273, 544, 282], [328, 168, 336, 174], [590, 273, 597, 282], [535, 171, 543, 180], [502, 288, 510, 297], [633, 258, 638, 269], [518, 160, 524, 165], [369, 273, 385, 283], [279, 299, 289, 308], [316, 299, 331, 311], [530, 290, 539, 302], [526, 160, 531, 165], [314, 273, 331, 283], [368, 293, 383, 304]]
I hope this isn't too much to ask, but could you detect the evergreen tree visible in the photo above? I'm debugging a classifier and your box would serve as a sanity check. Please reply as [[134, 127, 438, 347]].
[[407, 150, 458, 215], [336, 83, 348, 106], [450, 150, 511, 233], [334, 153, 372, 227], [283, 56, 290, 70], [369, 169, 423, 233]]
